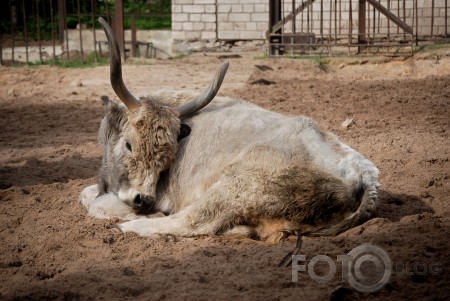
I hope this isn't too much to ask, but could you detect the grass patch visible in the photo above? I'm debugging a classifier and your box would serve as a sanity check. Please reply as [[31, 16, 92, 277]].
[[253, 52, 270, 60], [254, 52, 330, 71], [26, 52, 108, 68], [414, 43, 450, 54]]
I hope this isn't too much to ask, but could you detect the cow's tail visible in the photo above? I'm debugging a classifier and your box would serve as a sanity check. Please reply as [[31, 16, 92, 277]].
[[305, 166, 379, 237]]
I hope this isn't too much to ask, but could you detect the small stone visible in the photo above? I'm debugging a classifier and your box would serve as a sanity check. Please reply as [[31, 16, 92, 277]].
[[341, 118, 354, 128]]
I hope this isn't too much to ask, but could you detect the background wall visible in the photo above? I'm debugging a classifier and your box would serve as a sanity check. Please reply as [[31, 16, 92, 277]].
[[172, 0, 449, 43]]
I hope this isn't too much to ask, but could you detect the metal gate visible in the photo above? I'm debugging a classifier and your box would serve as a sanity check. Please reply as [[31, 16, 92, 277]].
[[268, 0, 449, 56], [0, 0, 170, 65]]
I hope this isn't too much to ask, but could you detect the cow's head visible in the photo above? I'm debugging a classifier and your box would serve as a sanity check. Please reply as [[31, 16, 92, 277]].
[[97, 17, 228, 213]]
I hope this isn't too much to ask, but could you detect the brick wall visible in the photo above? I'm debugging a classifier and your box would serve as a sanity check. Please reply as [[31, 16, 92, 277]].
[[172, 0, 269, 41], [172, 0, 449, 42]]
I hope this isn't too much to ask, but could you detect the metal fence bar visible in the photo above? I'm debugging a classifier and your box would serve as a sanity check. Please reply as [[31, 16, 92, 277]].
[[115, 0, 125, 61], [349, 0, 353, 43], [367, 0, 370, 40], [359, 0, 366, 51], [306, 1, 310, 34], [22, 0, 29, 63], [320, 0, 323, 42], [329, 0, 333, 41], [64, 0, 69, 60], [446, 0, 448, 37], [403, 0, 406, 40], [8, 0, 15, 64], [91, 0, 98, 62], [36, 0, 42, 62], [415, 0, 418, 44], [377, 0, 381, 34], [431, 0, 434, 36], [387, 0, 391, 40], [373, 1, 376, 40], [292, 0, 296, 34], [301, 2, 303, 33], [77, 0, 84, 61], [334, 0, 337, 42], [50, 0, 56, 61], [0, 28, 2, 65], [339, 0, 342, 34], [58, 0, 64, 41]]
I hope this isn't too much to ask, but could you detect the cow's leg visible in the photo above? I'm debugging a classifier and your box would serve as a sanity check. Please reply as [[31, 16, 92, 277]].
[[117, 206, 297, 241], [117, 181, 296, 239], [117, 206, 200, 236], [117, 176, 244, 236], [79, 184, 99, 207], [79, 184, 140, 220]]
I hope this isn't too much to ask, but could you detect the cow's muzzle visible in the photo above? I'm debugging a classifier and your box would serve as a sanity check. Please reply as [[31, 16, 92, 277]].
[[132, 194, 155, 214]]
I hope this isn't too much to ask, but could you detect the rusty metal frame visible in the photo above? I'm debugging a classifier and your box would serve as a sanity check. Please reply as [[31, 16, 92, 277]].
[[0, 0, 169, 65], [268, 0, 447, 57]]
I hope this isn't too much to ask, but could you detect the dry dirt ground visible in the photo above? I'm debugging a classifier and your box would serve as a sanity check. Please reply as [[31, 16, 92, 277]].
[[0, 49, 449, 301]]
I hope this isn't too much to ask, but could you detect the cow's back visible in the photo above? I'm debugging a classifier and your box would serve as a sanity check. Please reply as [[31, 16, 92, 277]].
[[156, 96, 372, 214]]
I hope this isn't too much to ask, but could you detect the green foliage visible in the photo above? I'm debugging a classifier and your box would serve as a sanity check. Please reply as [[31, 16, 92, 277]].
[[124, 16, 171, 30], [124, 0, 171, 15], [101, 0, 172, 30], [1, 16, 58, 41], [1, 0, 172, 39], [95, 0, 172, 30]]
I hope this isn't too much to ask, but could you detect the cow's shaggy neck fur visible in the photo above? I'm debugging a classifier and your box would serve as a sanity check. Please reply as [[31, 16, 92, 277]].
[[97, 97, 180, 210]]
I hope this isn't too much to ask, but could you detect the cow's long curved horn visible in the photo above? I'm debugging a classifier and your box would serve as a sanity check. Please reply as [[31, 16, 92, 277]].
[[177, 61, 229, 118], [99, 17, 140, 111]]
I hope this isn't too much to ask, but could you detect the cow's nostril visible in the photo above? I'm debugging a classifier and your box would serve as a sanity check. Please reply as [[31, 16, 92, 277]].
[[133, 194, 143, 207], [132, 195, 155, 214]]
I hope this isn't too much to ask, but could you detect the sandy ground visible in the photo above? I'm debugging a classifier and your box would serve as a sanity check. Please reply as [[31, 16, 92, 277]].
[[0, 49, 449, 300]]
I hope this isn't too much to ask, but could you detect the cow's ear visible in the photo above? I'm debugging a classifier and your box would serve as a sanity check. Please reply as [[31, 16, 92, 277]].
[[100, 95, 111, 106], [101, 96, 120, 113], [178, 124, 191, 141]]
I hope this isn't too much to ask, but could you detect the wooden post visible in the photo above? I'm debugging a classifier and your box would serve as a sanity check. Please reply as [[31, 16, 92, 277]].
[[269, 0, 282, 55], [77, 0, 84, 61], [115, 0, 125, 61], [349, 0, 353, 45], [431, 0, 434, 37], [22, 0, 29, 63], [358, 0, 366, 53], [415, 0, 418, 45], [57, 0, 65, 41], [445, 0, 448, 37], [292, 0, 296, 34], [269, 0, 282, 34], [131, 15, 137, 57]]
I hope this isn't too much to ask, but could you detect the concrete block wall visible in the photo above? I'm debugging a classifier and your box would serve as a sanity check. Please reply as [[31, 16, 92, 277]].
[[172, 0, 218, 40], [172, 0, 269, 41], [216, 0, 269, 39], [172, 0, 449, 44]]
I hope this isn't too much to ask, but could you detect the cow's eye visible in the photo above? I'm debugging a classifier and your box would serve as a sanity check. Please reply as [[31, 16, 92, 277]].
[[125, 142, 132, 152]]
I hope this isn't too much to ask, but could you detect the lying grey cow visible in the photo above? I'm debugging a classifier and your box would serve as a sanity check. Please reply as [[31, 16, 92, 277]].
[[80, 18, 379, 243]]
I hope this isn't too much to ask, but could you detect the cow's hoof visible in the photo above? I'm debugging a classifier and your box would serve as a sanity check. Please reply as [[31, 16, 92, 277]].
[[114, 224, 124, 233], [159, 233, 178, 242], [79, 184, 99, 208]]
